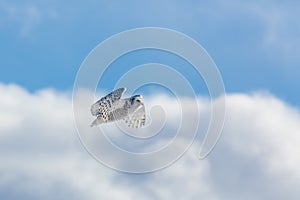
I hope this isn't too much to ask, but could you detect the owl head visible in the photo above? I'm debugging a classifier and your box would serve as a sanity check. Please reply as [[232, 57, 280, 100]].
[[130, 95, 143, 103], [129, 95, 144, 109]]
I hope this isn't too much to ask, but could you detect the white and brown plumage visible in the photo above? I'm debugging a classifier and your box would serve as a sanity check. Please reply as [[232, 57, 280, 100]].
[[90, 88, 146, 128]]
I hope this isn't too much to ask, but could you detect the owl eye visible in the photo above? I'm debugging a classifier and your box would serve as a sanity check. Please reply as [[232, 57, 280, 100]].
[[136, 99, 141, 103]]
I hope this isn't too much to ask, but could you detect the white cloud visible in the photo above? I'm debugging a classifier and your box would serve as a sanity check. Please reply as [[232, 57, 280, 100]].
[[0, 83, 300, 199]]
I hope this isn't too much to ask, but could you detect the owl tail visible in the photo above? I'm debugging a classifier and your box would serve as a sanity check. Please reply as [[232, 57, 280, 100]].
[[90, 117, 105, 127]]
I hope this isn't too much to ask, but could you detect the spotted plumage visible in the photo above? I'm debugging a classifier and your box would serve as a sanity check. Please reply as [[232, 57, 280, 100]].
[[90, 88, 146, 128]]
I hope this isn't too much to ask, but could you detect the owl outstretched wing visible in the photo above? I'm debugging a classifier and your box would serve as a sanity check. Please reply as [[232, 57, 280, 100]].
[[90, 90, 146, 128], [90, 88, 126, 118]]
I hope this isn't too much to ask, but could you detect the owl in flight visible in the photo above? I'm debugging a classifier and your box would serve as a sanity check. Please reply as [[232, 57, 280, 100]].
[[90, 88, 146, 128]]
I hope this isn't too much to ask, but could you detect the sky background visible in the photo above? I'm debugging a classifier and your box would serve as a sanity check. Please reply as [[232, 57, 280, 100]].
[[1, 0, 299, 104], [1, 0, 300, 199]]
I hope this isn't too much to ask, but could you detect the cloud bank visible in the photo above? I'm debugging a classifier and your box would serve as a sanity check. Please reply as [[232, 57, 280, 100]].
[[0, 83, 300, 199]]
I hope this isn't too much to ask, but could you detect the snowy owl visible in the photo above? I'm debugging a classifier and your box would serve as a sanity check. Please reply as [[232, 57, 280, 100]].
[[90, 88, 146, 128]]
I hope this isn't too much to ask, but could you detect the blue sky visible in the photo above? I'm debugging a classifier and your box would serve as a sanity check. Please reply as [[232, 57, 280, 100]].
[[1, 0, 299, 104]]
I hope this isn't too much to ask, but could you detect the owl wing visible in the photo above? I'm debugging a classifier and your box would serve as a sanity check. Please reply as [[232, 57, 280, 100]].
[[105, 99, 129, 122], [90, 88, 126, 118], [123, 103, 146, 128]]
